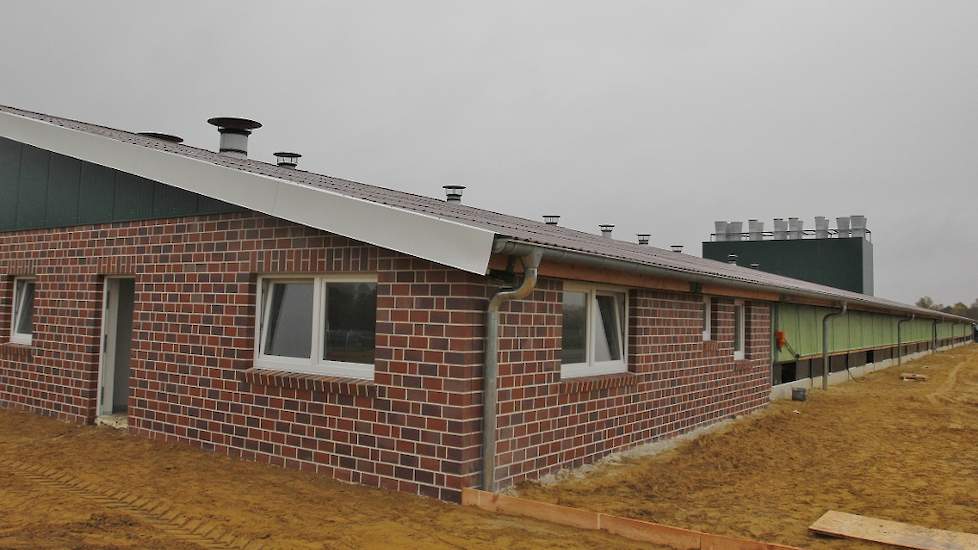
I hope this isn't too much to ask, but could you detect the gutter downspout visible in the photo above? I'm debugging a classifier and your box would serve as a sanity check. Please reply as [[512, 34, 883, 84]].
[[482, 249, 542, 492], [897, 315, 915, 366], [932, 319, 938, 354], [822, 303, 847, 391]]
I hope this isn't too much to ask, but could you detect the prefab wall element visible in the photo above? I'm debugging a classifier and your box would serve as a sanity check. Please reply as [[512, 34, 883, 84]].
[[774, 303, 970, 365]]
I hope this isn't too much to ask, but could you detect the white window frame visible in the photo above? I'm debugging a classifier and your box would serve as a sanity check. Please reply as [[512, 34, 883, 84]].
[[10, 277, 36, 346], [560, 282, 629, 379], [255, 274, 378, 379], [702, 296, 712, 341], [733, 299, 746, 361]]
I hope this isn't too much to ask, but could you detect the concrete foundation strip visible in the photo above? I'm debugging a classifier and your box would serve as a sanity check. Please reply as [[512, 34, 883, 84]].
[[0, 459, 265, 550], [462, 488, 802, 550]]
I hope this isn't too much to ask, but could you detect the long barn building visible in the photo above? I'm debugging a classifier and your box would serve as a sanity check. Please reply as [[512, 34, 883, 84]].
[[0, 105, 973, 502]]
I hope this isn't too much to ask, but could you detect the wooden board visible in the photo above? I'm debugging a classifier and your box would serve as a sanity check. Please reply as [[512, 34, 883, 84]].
[[809, 511, 978, 550]]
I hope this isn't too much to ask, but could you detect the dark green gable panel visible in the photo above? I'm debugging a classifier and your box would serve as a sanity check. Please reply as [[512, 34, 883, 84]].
[[16, 145, 50, 228], [46, 154, 81, 227], [0, 138, 22, 231], [78, 163, 116, 223], [154, 183, 201, 218], [0, 136, 245, 232], [113, 174, 156, 220]]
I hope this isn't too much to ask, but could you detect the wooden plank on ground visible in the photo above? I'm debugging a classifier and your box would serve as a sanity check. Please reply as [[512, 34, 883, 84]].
[[810, 511, 978, 550], [461, 488, 802, 550]]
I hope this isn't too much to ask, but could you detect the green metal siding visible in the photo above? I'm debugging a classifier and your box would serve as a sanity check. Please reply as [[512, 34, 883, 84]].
[[0, 136, 242, 232], [775, 303, 971, 363], [702, 238, 873, 294]]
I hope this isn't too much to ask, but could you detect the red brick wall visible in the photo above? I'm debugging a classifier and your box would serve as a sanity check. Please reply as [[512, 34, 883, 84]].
[[0, 212, 492, 502], [490, 283, 771, 490], [0, 211, 774, 501]]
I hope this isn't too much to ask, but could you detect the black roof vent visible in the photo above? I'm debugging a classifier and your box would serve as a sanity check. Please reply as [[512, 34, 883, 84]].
[[138, 132, 183, 144], [670, 244, 683, 253], [543, 215, 560, 225], [637, 234, 651, 245], [207, 117, 262, 159], [274, 151, 302, 168], [443, 185, 466, 202], [599, 224, 615, 238], [727, 254, 739, 264]]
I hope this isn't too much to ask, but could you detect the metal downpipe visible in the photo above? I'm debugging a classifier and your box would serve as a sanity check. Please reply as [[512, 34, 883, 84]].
[[897, 315, 915, 366], [482, 249, 542, 492], [821, 303, 847, 391]]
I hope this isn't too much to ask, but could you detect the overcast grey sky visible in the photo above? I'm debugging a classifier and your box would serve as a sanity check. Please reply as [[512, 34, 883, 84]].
[[1, 1, 975, 304]]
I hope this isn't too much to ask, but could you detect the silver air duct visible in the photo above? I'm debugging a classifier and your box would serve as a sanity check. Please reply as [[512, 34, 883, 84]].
[[773, 218, 788, 240], [207, 117, 262, 159]]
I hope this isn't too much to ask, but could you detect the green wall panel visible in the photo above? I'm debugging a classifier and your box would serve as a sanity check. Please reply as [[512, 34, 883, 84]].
[[0, 138, 21, 231], [46, 154, 81, 227], [0, 136, 243, 231], [775, 303, 970, 363], [78, 163, 116, 223], [16, 145, 50, 228]]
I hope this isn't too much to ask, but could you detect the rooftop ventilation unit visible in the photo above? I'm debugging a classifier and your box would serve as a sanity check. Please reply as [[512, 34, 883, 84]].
[[727, 254, 738, 265], [773, 218, 788, 240], [443, 185, 465, 202], [837, 216, 851, 238], [543, 215, 560, 225], [670, 244, 683, 253], [207, 117, 262, 159], [599, 224, 615, 238], [788, 217, 803, 240], [726, 221, 743, 241], [851, 214, 867, 238], [714, 221, 728, 242], [814, 216, 829, 239], [748, 219, 764, 241], [274, 151, 301, 168], [636, 233, 650, 245], [137, 132, 184, 144]]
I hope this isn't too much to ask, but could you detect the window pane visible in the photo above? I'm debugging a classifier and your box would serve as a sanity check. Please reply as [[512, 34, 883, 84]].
[[15, 280, 35, 335], [263, 281, 314, 358], [323, 282, 377, 365], [561, 291, 588, 364], [734, 305, 744, 352], [594, 293, 624, 362]]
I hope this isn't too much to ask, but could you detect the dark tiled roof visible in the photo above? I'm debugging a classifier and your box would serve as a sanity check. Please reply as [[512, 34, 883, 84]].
[[1, 104, 971, 323]]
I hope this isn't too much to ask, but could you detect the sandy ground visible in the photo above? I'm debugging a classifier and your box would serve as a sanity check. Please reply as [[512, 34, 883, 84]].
[[0, 414, 654, 549], [519, 344, 978, 549]]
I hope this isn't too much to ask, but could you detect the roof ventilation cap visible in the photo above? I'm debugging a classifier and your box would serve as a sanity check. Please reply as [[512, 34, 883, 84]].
[[207, 117, 262, 159], [138, 132, 183, 144], [443, 185, 465, 202], [274, 151, 301, 168], [636, 233, 650, 245], [599, 224, 615, 238], [543, 215, 560, 225], [670, 244, 683, 253], [727, 254, 738, 265]]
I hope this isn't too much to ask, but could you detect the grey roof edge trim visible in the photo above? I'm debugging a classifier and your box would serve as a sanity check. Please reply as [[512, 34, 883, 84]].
[[494, 238, 975, 324], [0, 107, 497, 274]]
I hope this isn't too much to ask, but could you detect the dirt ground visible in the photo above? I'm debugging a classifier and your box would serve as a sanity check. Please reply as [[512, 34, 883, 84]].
[[0, 413, 654, 549], [519, 344, 978, 549]]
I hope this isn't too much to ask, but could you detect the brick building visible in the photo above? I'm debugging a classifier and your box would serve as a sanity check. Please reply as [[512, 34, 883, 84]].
[[0, 105, 972, 502]]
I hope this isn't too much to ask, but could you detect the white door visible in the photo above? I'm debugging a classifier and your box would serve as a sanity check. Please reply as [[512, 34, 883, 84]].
[[97, 278, 135, 417]]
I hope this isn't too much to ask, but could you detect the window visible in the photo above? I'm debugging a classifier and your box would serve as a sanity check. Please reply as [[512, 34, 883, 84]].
[[561, 283, 628, 378], [10, 278, 36, 346], [733, 300, 745, 360], [257, 275, 377, 379], [702, 296, 713, 341]]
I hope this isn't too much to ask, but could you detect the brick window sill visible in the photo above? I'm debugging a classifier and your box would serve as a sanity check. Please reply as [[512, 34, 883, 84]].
[[559, 372, 640, 394], [241, 367, 380, 397], [0, 342, 33, 360]]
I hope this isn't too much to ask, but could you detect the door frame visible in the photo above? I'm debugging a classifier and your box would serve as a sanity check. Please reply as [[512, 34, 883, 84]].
[[96, 276, 134, 418]]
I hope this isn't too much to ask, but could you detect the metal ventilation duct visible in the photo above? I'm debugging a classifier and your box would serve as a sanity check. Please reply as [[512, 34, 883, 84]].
[[207, 117, 262, 159]]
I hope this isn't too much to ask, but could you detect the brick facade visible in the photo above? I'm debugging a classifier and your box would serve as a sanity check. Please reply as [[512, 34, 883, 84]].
[[489, 284, 771, 490], [0, 211, 774, 502]]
